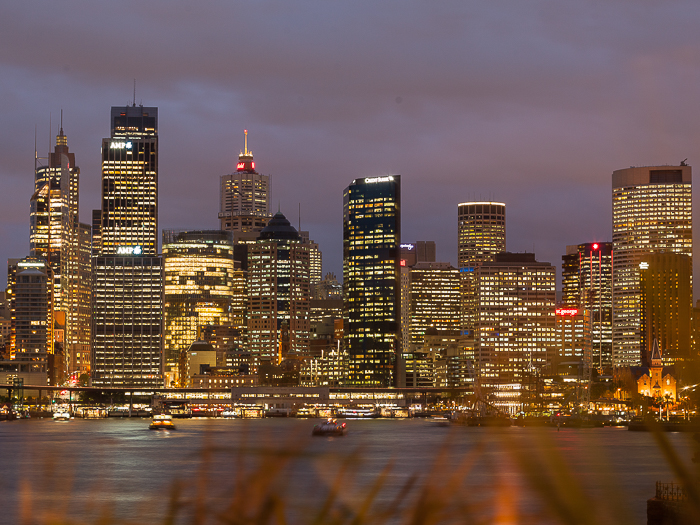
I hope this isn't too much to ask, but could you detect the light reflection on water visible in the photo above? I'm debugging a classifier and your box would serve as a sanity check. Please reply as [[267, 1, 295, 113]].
[[0, 418, 693, 524]]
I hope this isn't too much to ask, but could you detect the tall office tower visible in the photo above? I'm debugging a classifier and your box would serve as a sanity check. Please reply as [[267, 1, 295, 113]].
[[92, 105, 163, 387], [312, 272, 342, 300], [92, 254, 163, 387], [162, 230, 237, 385], [247, 212, 310, 368], [7, 258, 52, 362], [475, 253, 556, 412], [99, 105, 158, 255], [406, 262, 460, 388], [561, 242, 613, 369], [612, 165, 692, 367], [639, 253, 692, 366], [30, 125, 83, 377], [343, 176, 400, 387], [458, 202, 506, 333], [408, 262, 461, 347], [71, 222, 93, 375], [219, 130, 271, 233], [300, 231, 322, 284]]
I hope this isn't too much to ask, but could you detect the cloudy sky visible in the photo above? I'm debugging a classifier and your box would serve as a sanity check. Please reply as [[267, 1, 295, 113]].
[[2, 1, 700, 293]]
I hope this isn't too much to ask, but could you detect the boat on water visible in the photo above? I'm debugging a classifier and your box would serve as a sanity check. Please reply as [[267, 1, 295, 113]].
[[428, 417, 451, 427], [149, 414, 176, 430], [336, 408, 379, 419], [53, 411, 71, 421], [312, 418, 347, 436], [221, 410, 239, 418]]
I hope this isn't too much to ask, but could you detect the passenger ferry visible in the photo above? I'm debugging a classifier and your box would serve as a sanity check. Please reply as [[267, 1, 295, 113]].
[[312, 418, 347, 436], [149, 414, 176, 430]]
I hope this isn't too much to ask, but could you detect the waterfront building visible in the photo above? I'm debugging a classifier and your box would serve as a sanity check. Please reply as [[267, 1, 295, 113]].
[[612, 165, 692, 367], [162, 230, 238, 386], [636, 340, 677, 400], [475, 252, 556, 411], [92, 104, 163, 387], [30, 124, 89, 378], [561, 242, 612, 369], [343, 175, 401, 387], [92, 254, 163, 387], [247, 212, 310, 369], [219, 130, 271, 233], [555, 307, 591, 367], [458, 202, 506, 333], [7, 258, 52, 363], [639, 253, 692, 366], [180, 339, 217, 387]]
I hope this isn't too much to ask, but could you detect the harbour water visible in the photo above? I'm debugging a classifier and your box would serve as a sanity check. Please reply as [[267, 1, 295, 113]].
[[1, 417, 695, 524]]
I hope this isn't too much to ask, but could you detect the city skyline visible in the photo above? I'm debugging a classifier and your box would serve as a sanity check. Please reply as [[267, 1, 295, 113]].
[[3, 2, 700, 294]]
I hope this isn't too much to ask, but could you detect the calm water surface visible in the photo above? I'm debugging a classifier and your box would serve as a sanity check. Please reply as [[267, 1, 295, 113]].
[[0, 417, 694, 524]]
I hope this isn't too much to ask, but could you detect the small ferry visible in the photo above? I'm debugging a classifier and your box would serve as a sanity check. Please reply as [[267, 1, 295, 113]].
[[149, 414, 176, 430], [312, 418, 347, 436], [53, 411, 71, 421]]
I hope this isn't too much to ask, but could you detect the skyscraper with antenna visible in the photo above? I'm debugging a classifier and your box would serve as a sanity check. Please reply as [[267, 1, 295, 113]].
[[219, 130, 272, 233], [28, 113, 92, 380]]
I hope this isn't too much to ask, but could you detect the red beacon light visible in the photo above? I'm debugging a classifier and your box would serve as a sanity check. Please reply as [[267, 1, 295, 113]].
[[592, 243, 599, 250]]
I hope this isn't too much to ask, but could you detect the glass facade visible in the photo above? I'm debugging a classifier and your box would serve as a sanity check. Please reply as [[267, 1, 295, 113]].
[[163, 230, 239, 384], [343, 176, 400, 387]]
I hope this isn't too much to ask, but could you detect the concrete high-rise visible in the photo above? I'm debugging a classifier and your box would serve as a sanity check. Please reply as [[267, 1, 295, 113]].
[[247, 212, 310, 368], [92, 104, 163, 388], [475, 252, 556, 412], [458, 202, 506, 333], [343, 176, 400, 387], [612, 165, 692, 367], [219, 130, 271, 233]]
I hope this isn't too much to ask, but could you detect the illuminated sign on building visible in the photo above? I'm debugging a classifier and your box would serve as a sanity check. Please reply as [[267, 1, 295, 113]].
[[639, 261, 649, 270], [364, 176, 394, 184], [556, 308, 579, 316], [236, 161, 255, 171], [110, 141, 133, 149], [400, 244, 414, 250], [400, 259, 406, 267], [116, 245, 143, 256]]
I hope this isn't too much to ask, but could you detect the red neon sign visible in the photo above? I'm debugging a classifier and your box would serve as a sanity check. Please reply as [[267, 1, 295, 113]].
[[556, 308, 579, 316], [236, 162, 245, 170], [400, 260, 406, 267]]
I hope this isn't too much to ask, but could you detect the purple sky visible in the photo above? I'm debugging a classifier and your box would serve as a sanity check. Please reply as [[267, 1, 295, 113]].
[[2, 1, 700, 295]]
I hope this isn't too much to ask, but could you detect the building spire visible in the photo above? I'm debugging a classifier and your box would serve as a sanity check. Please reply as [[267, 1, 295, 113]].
[[56, 109, 67, 146], [244, 129, 249, 156]]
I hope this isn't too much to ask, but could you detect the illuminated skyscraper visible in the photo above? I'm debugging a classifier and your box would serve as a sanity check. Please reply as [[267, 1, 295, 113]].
[[300, 231, 322, 285], [29, 123, 89, 378], [612, 165, 692, 367], [639, 253, 692, 366], [162, 230, 238, 385], [92, 104, 163, 387], [98, 105, 158, 255], [343, 176, 400, 387], [458, 202, 506, 333], [220, 130, 271, 233], [561, 242, 612, 369], [475, 252, 556, 412], [247, 212, 310, 367]]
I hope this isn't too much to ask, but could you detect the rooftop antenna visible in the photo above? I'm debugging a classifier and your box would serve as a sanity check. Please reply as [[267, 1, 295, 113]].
[[133, 79, 136, 107], [299, 202, 301, 231], [244, 129, 249, 155]]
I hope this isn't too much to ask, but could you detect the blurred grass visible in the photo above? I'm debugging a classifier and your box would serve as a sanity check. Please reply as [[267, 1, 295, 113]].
[[15, 424, 700, 525]]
